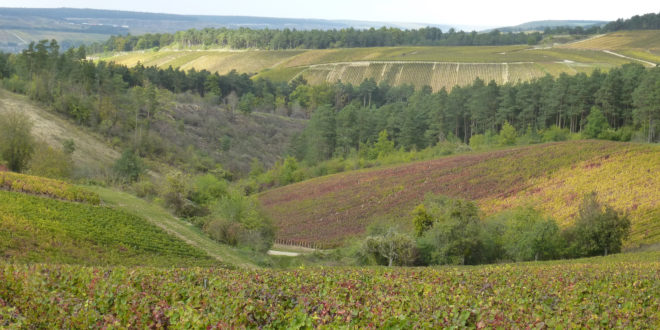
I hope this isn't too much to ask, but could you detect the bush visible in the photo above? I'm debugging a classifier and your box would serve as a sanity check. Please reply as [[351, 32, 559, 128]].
[[541, 125, 569, 142], [567, 192, 631, 257], [361, 228, 418, 266], [131, 179, 158, 199], [498, 121, 517, 146], [487, 207, 563, 261], [205, 189, 276, 252], [583, 107, 610, 139], [204, 218, 243, 246], [415, 195, 488, 265], [190, 174, 228, 205], [27, 142, 72, 180], [0, 110, 35, 172], [162, 171, 206, 217], [113, 149, 145, 183]]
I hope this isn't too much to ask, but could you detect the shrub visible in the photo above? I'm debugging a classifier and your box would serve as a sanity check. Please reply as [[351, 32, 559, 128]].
[[568, 192, 631, 257], [362, 228, 418, 266], [113, 149, 145, 183], [0, 110, 35, 172], [541, 125, 569, 142], [27, 142, 72, 180], [583, 107, 610, 139], [488, 207, 563, 261], [205, 189, 276, 252], [498, 121, 517, 146], [190, 174, 228, 205]]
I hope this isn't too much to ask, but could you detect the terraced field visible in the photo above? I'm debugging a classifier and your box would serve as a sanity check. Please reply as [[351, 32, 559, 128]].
[[100, 43, 634, 90], [296, 60, 604, 91], [258, 141, 660, 248]]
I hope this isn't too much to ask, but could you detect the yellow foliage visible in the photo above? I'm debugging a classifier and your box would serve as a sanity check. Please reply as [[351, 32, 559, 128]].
[[481, 146, 660, 247]]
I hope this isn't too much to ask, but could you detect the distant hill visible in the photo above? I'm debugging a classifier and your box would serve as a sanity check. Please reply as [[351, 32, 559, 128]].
[[492, 20, 607, 32], [0, 7, 453, 52], [258, 141, 660, 248], [102, 43, 636, 91], [0, 89, 305, 176]]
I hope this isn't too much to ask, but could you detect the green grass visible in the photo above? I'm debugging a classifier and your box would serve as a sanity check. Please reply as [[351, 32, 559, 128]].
[[0, 190, 216, 267], [1, 250, 658, 327], [87, 186, 259, 269]]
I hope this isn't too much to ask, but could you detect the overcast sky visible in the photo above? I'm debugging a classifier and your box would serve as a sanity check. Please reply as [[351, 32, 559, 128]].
[[3, 0, 658, 29]]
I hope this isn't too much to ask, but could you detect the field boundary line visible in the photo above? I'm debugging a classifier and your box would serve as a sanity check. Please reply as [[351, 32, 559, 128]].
[[602, 50, 656, 67]]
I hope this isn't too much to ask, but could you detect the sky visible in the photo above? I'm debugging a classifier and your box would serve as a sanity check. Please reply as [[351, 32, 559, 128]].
[[2, 0, 659, 29]]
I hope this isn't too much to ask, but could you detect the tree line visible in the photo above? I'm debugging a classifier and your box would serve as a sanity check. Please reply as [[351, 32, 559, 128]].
[[291, 63, 659, 167], [361, 193, 631, 266], [87, 27, 543, 53], [1, 39, 659, 176], [84, 12, 660, 53]]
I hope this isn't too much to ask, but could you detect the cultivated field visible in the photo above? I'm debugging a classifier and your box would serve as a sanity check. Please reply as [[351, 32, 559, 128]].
[[0, 187, 216, 267], [560, 30, 660, 65], [258, 141, 660, 248], [100, 41, 638, 90], [1, 251, 657, 327]]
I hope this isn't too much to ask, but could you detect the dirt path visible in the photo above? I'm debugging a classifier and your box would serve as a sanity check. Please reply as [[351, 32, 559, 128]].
[[87, 186, 258, 269], [267, 250, 300, 257], [602, 50, 657, 67]]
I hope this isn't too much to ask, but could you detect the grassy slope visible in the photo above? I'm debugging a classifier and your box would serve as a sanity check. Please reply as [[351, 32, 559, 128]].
[[1, 251, 658, 327], [0, 189, 216, 267], [87, 186, 258, 269], [0, 90, 120, 178], [100, 42, 633, 91], [258, 141, 660, 248]]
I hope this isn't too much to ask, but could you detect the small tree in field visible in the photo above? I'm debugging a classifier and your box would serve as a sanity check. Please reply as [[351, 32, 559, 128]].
[[0, 110, 35, 172], [571, 192, 630, 257], [583, 107, 610, 139], [363, 228, 417, 266], [498, 121, 517, 146]]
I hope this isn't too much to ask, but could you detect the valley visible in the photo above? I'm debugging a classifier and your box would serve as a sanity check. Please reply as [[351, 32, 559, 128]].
[[0, 5, 658, 328]]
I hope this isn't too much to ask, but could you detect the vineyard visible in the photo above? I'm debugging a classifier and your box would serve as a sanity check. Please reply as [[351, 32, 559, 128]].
[[0, 190, 216, 267], [560, 30, 660, 65], [0, 171, 100, 204], [100, 41, 637, 89], [258, 141, 660, 248], [0, 251, 657, 327], [296, 61, 580, 91]]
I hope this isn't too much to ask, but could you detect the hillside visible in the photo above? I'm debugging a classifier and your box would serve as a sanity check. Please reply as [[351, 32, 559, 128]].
[[258, 141, 660, 248], [560, 30, 660, 65], [0, 90, 305, 175], [0, 173, 217, 266], [102, 43, 638, 91], [0, 90, 120, 178], [493, 20, 606, 32]]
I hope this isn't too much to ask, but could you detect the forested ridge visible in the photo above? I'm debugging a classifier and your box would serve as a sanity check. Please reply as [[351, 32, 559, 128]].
[[85, 12, 660, 52], [1, 39, 659, 175]]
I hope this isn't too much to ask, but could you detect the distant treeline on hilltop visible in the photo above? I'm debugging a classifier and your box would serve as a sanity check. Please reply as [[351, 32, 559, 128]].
[[87, 12, 660, 52], [87, 27, 543, 53]]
